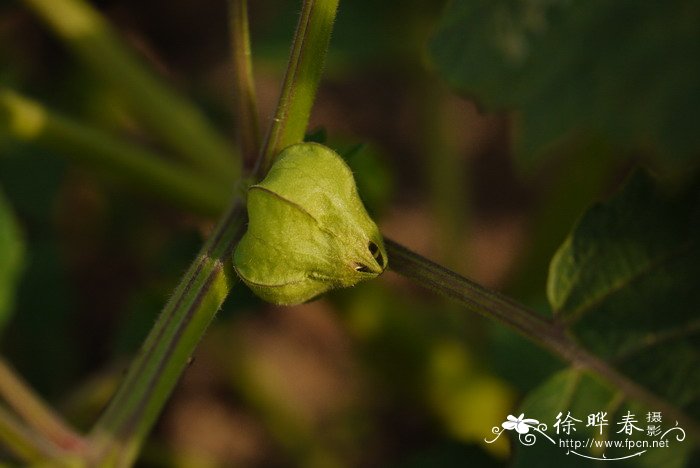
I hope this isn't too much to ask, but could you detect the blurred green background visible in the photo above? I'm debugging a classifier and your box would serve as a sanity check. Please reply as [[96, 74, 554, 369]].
[[1, 0, 698, 466]]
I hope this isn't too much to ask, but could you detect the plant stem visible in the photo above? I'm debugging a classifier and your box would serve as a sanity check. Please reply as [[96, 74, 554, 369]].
[[228, 0, 261, 171], [22, 0, 240, 184], [2, 0, 342, 463], [0, 88, 230, 216], [86, 2, 341, 463], [385, 239, 565, 347], [257, 0, 339, 176], [0, 358, 86, 453], [385, 238, 700, 439], [6, 4, 342, 457], [88, 200, 246, 466], [0, 406, 64, 464]]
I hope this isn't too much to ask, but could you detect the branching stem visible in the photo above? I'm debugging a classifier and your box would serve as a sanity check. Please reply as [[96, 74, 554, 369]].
[[85, 1, 340, 464], [385, 238, 700, 440]]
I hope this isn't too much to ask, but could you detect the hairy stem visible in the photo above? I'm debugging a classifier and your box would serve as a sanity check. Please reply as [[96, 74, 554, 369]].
[[385, 238, 700, 439], [22, 0, 240, 183], [257, 0, 339, 176], [88, 200, 246, 466], [86, 2, 341, 463], [0, 88, 230, 216], [228, 0, 261, 170], [0, 358, 86, 453]]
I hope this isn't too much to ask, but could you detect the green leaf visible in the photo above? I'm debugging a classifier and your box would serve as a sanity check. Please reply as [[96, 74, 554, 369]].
[[429, 0, 700, 167], [340, 142, 394, 217], [0, 188, 24, 334], [511, 169, 700, 464], [548, 170, 700, 361]]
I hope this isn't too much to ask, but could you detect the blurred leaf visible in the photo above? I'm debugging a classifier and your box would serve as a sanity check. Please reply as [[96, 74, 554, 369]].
[[0, 187, 24, 334], [5, 237, 78, 397], [339, 143, 394, 216], [305, 127, 328, 144], [428, 340, 515, 458], [429, 0, 700, 168], [0, 145, 66, 223], [488, 323, 562, 395], [514, 169, 700, 464], [338, 284, 514, 458], [0, 147, 76, 396]]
